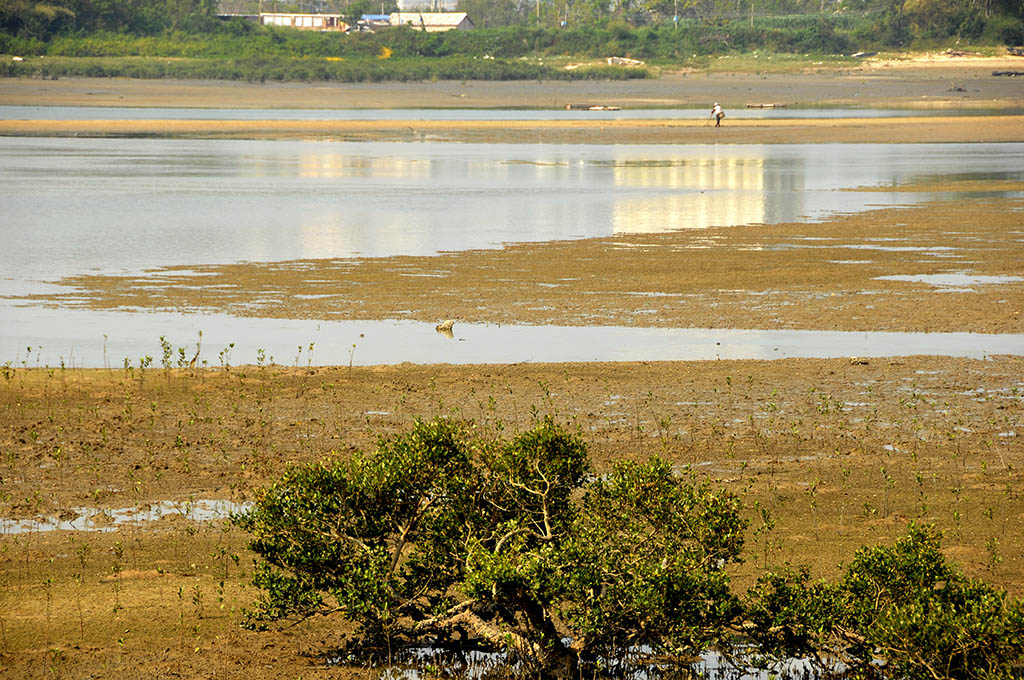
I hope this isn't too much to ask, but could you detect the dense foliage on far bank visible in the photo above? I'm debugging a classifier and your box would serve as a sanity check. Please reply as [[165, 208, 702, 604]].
[[238, 417, 1024, 679], [1, 0, 1023, 82], [2, 0, 1023, 48], [4, 12, 1024, 59]]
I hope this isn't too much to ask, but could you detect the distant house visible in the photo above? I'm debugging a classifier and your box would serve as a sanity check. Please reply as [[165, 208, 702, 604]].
[[388, 12, 474, 31], [396, 0, 458, 9], [259, 12, 347, 31]]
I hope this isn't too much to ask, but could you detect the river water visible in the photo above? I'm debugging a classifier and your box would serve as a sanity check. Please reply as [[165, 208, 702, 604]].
[[1, 136, 1022, 366]]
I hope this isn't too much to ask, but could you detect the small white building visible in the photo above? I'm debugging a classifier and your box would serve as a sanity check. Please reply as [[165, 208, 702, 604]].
[[389, 12, 474, 31], [260, 12, 347, 31]]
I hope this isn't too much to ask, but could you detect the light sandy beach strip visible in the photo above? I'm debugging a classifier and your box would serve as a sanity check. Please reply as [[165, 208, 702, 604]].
[[2, 115, 1023, 144]]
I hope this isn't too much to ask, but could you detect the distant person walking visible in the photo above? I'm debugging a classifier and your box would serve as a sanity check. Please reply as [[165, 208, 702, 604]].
[[711, 102, 725, 127]]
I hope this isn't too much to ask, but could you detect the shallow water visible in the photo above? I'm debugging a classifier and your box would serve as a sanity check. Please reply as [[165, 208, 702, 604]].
[[875, 273, 1024, 290], [0, 499, 249, 534], [2, 138, 1021, 365], [3, 307, 1022, 368], [2, 138, 1022, 291], [342, 642, 819, 680]]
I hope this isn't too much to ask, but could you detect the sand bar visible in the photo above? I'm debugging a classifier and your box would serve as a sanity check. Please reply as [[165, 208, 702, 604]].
[[3, 60, 1024, 109], [3, 114, 1024, 143]]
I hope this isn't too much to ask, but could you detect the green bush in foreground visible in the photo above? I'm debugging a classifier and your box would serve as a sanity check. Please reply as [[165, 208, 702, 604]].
[[237, 418, 1024, 678], [748, 524, 1024, 679], [236, 418, 745, 674]]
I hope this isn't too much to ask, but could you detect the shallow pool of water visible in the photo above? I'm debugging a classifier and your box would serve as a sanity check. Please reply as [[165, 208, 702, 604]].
[[3, 306, 1021, 368], [875, 273, 1024, 289], [0, 499, 249, 534], [341, 641, 821, 680]]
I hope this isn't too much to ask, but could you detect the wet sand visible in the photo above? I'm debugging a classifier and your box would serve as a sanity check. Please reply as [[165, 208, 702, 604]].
[[34, 196, 1024, 335], [3, 58, 1023, 143], [3, 114, 1024, 144]]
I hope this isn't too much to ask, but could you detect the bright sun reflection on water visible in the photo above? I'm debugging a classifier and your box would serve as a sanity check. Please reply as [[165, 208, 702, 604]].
[[2, 139, 1022, 286]]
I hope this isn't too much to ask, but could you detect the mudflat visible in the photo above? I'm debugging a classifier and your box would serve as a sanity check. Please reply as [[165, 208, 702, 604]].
[[4, 114, 1024, 143], [3, 55, 1024, 111], [37, 197, 1024, 334], [3, 57, 1023, 142], [3, 355, 1023, 679], [4, 55, 1024, 142], [2, 60, 1023, 679]]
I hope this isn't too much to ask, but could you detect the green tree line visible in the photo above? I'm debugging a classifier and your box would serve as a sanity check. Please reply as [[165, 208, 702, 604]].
[[2, 0, 1022, 57]]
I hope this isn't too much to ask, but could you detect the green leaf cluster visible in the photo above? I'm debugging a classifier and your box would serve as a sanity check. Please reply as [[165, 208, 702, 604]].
[[747, 524, 1024, 679], [559, 458, 745, 658], [236, 417, 746, 670], [239, 419, 1024, 676], [236, 418, 481, 638]]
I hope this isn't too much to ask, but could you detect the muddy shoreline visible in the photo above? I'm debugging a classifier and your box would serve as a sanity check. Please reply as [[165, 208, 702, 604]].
[[3, 56, 1024, 111], [3, 63, 1024, 144], [4, 114, 1024, 144], [2, 355, 1023, 678], [32, 197, 1024, 335]]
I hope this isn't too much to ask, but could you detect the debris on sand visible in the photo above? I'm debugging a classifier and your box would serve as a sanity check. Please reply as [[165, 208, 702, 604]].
[[606, 56, 644, 66], [566, 103, 621, 111]]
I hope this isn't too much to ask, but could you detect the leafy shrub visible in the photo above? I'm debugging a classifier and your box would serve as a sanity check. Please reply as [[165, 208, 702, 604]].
[[237, 420, 1024, 677], [236, 418, 745, 673], [748, 524, 1024, 679], [0, 33, 46, 54], [558, 457, 745, 658]]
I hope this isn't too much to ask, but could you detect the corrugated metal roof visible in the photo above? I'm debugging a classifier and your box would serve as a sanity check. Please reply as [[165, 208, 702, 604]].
[[396, 0, 458, 10]]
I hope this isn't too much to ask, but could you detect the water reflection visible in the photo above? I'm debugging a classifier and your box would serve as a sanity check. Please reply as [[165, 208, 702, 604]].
[[2, 306, 1021, 369], [2, 139, 1023, 291], [609, 154, 782, 232]]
